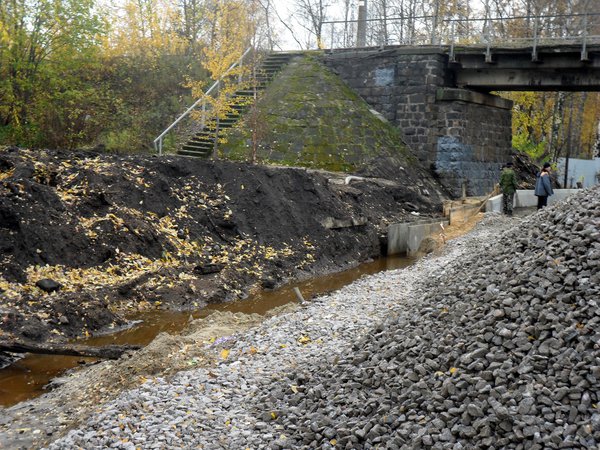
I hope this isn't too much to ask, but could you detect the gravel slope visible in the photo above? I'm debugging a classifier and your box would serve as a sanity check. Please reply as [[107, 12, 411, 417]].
[[46, 187, 600, 449]]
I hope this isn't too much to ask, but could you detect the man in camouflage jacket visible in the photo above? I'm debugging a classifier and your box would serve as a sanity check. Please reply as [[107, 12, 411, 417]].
[[499, 162, 518, 216]]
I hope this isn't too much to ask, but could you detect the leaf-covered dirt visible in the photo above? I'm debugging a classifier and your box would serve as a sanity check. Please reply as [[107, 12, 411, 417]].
[[0, 147, 447, 349]]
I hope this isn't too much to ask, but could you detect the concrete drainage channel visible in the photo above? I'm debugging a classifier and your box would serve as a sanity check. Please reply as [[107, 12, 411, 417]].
[[387, 197, 487, 257], [387, 218, 449, 256]]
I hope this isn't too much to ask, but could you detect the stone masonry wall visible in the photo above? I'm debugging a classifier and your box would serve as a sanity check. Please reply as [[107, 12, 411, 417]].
[[433, 96, 512, 197], [323, 49, 512, 197]]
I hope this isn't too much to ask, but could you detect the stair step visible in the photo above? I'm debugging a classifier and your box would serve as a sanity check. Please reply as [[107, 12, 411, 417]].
[[186, 137, 213, 145], [199, 123, 237, 132], [178, 149, 211, 158], [191, 135, 214, 142], [184, 136, 215, 147], [178, 51, 300, 156], [264, 55, 297, 63], [181, 146, 212, 154], [181, 142, 214, 152]]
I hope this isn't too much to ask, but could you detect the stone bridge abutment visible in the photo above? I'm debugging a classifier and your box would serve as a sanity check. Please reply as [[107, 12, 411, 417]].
[[323, 48, 513, 197]]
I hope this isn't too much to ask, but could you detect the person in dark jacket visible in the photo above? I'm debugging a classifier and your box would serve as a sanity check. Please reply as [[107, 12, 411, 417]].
[[534, 162, 554, 209], [499, 162, 518, 216]]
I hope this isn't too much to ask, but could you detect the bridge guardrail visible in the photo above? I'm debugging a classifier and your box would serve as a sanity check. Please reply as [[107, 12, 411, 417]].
[[323, 11, 600, 59]]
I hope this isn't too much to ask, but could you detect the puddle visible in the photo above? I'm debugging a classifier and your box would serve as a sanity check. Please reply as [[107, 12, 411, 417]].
[[0, 255, 413, 407]]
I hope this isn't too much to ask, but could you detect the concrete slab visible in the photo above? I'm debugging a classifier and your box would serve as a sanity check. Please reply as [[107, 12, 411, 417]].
[[388, 219, 449, 256], [387, 222, 409, 255]]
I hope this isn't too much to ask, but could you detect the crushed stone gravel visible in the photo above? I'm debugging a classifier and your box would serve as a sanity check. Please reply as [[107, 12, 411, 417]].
[[46, 186, 600, 449]]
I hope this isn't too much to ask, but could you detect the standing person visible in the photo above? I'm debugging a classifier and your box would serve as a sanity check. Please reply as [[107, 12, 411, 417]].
[[499, 162, 518, 216], [534, 162, 554, 209]]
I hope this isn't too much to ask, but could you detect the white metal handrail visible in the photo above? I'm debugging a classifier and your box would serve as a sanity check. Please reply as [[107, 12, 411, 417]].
[[153, 47, 253, 155]]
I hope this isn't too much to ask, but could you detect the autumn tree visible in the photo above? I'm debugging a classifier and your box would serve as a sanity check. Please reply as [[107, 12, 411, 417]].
[[183, 0, 268, 157], [0, 0, 105, 146]]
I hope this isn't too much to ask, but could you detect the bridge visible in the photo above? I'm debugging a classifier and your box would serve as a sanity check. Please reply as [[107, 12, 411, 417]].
[[317, 10, 600, 196], [448, 44, 600, 91], [322, 42, 600, 197], [157, 11, 600, 197]]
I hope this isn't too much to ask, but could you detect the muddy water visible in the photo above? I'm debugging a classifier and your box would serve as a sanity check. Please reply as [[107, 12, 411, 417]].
[[0, 255, 413, 407]]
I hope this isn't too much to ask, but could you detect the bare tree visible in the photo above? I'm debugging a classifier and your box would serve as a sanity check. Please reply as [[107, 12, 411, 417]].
[[293, 0, 331, 48], [256, 0, 276, 50]]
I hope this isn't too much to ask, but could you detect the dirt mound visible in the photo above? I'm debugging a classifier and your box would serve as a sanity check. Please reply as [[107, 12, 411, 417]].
[[0, 147, 446, 343]]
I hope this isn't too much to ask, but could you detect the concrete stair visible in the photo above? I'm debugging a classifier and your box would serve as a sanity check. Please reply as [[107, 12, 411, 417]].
[[178, 52, 301, 158]]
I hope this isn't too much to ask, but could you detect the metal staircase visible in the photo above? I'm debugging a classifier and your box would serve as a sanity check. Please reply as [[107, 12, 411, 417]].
[[153, 51, 300, 158]]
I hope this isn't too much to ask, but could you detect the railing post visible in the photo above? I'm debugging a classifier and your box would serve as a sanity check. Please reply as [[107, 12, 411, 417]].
[[430, 5, 439, 45], [356, 0, 367, 47], [532, 17, 539, 62], [581, 13, 589, 61], [330, 21, 335, 50], [484, 17, 492, 63], [449, 21, 456, 62]]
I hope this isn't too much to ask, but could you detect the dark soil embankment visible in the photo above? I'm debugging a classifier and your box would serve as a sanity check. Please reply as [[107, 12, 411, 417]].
[[0, 147, 446, 347]]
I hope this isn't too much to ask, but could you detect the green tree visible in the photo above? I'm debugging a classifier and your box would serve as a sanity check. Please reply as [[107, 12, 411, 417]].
[[0, 0, 104, 146]]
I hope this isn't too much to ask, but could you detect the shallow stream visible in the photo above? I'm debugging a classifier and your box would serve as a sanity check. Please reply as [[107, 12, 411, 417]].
[[0, 255, 413, 407]]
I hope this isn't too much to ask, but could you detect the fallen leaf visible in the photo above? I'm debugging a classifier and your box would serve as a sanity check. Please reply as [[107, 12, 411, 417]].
[[297, 335, 311, 345]]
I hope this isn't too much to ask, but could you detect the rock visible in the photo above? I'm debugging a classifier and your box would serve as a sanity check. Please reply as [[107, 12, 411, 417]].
[[35, 278, 62, 293], [193, 263, 225, 275]]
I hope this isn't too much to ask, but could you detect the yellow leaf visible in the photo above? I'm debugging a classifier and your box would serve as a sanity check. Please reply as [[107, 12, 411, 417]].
[[249, 346, 258, 355], [449, 367, 458, 375], [290, 385, 299, 393], [297, 336, 311, 345], [434, 371, 444, 377], [220, 349, 230, 359], [271, 411, 278, 420], [330, 439, 337, 445]]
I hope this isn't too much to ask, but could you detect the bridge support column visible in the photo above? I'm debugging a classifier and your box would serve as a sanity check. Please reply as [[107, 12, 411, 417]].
[[432, 88, 513, 197], [324, 49, 514, 198]]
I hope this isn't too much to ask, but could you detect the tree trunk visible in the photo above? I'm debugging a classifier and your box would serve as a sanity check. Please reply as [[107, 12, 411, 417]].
[[0, 340, 141, 360]]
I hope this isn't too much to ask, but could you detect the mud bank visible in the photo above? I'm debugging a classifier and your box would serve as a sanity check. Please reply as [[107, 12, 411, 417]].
[[0, 147, 445, 349], [0, 210, 501, 450]]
